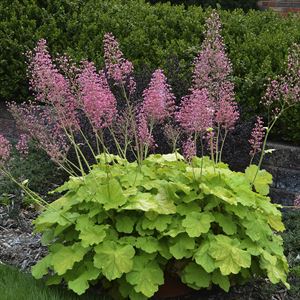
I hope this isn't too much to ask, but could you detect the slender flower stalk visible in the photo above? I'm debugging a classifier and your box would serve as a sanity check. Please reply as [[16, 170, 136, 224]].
[[249, 117, 265, 164]]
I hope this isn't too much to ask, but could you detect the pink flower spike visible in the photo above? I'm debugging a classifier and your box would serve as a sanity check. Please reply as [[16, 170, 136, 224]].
[[0, 134, 12, 164], [176, 89, 214, 134], [215, 98, 239, 130], [141, 69, 175, 124], [16, 134, 30, 156], [137, 113, 155, 148], [294, 195, 300, 208], [28, 39, 79, 130], [182, 137, 196, 161], [249, 116, 265, 157], [77, 61, 117, 130], [103, 32, 135, 89]]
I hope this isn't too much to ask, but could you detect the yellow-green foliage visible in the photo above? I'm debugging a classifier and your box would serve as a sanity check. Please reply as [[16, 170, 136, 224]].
[[32, 154, 289, 299]]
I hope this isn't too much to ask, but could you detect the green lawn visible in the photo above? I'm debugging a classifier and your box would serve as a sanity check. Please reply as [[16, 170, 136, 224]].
[[0, 264, 109, 300]]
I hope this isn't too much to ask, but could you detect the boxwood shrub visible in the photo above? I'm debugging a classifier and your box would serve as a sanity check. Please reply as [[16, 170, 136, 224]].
[[1, 0, 300, 142]]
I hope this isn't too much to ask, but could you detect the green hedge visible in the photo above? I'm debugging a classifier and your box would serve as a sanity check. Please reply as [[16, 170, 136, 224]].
[[146, 0, 258, 10], [1, 0, 300, 143]]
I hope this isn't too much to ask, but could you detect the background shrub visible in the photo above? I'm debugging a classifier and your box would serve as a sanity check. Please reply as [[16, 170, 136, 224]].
[[146, 0, 258, 10], [1, 0, 300, 143]]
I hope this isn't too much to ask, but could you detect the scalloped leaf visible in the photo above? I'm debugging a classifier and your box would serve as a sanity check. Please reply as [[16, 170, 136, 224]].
[[210, 235, 251, 275], [116, 215, 136, 233], [181, 262, 211, 289], [126, 255, 164, 297], [182, 212, 214, 237], [212, 269, 230, 292], [68, 262, 101, 295], [169, 233, 195, 259], [245, 165, 272, 196], [136, 237, 160, 254], [194, 241, 216, 273], [93, 179, 127, 209], [32, 255, 52, 279], [94, 241, 135, 280], [51, 243, 89, 276]]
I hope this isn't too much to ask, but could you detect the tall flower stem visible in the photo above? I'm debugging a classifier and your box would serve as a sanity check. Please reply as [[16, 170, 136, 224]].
[[219, 129, 228, 163]]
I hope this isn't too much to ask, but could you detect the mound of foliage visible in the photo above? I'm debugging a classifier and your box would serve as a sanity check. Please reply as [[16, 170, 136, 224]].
[[31, 154, 289, 299], [1, 0, 300, 142]]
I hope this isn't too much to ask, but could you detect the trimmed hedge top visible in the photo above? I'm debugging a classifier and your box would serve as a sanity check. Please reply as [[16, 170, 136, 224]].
[[1, 0, 300, 142]]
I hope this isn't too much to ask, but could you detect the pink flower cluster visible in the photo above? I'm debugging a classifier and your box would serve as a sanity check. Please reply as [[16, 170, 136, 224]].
[[264, 44, 300, 107], [9, 102, 69, 163], [0, 134, 11, 164], [103, 33, 135, 92], [192, 11, 239, 131], [77, 61, 117, 130], [28, 39, 79, 130], [294, 195, 300, 207], [137, 113, 155, 148], [141, 69, 175, 123], [16, 134, 29, 156], [176, 89, 213, 134], [249, 116, 265, 157], [182, 137, 196, 161], [138, 69, 175, 147]]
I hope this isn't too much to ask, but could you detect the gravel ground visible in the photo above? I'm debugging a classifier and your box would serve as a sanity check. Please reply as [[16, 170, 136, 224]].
[[0, 206, 47, 271]]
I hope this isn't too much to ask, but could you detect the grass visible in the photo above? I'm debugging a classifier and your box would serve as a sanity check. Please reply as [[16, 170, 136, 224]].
[[0, 264, 109, 300]]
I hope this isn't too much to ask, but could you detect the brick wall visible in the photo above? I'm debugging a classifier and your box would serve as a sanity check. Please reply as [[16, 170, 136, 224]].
[[258, 1, 300, 13]]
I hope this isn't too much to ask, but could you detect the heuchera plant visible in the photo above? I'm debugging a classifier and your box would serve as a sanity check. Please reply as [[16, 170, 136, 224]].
[[1, 10, 298, 299]]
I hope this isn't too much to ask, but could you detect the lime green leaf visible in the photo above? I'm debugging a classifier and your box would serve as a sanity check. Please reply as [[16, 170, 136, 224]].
[[212, 269, 230, 292], [75, 215, 107, 247], [126, 255, 164, 297], [260, 257, 290, 288], [194, 241, 216, 273], [181, 262, 211, 289], [169, 233, 195, 259], [240, 239, 262, 256], [68, 262, 100, 295], [34, 210, 79, 228], [51, 243, 88, 276], [136, 237, 160, 254], [245, 165, 272, 195], [163, 217, 185, 237], [176, 202, 201, 216], [116, 215, 136, 233], [141, 215, 172, 231], [124, 191, 176, 214], [118, 277, 147, 300], [182, 212, 214, 237], [200, 183, 237, 205], [53, 177, 83, 193], [32, 255, 52, 279], [267, 214, 285, 232], [214, 213, 237, 235], [210, 235, 251, 275], [242, 218, 272, 241], [94, 241, 135, 280]]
